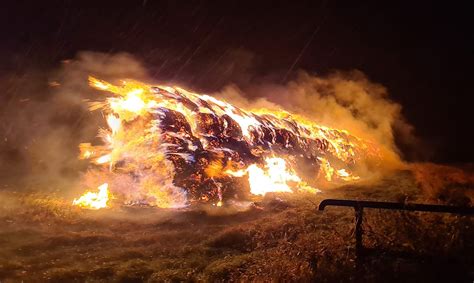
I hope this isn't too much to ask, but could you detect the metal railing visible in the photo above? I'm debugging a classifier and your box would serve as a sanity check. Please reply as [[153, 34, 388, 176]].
[[318, 199, 474, 256]]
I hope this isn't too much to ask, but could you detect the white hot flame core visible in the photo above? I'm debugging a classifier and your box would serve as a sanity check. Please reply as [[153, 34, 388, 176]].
[[226, 157, 302, 196]]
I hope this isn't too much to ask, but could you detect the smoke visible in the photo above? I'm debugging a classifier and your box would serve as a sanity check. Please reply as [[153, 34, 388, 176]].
[[0, 52, 151, 190], [1, 51, 416, 192], [215, 70, 417, 171]]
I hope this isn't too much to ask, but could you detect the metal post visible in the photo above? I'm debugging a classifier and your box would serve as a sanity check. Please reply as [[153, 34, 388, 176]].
[[318, 198, 474, 281], [354, 206, 363, 257], [354, 206, 364, 280]]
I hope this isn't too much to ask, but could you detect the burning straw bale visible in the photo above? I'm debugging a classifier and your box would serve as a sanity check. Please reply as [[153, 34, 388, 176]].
[[74, 76, 388, 209]]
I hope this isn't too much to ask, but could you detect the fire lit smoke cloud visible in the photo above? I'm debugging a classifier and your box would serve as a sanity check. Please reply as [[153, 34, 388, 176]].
[[1, 52, 414, 206], [216, 71, 413, 171], [0, 52, 150, 190]]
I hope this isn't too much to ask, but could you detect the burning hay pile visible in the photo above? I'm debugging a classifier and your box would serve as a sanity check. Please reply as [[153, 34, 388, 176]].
[[74, 77, 386, 209], [1, 72, 473, 282]]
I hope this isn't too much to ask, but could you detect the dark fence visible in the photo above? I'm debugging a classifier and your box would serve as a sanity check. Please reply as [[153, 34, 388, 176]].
[[318, 198, 474, 278]]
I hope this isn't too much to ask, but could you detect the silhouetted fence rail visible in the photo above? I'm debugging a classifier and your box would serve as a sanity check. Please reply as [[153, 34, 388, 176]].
[[318, 199, 474, 273]]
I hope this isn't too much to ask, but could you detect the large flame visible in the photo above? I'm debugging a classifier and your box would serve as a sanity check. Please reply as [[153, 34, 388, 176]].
[[73, 77, 381, 208], [247, 157, 303, 195]]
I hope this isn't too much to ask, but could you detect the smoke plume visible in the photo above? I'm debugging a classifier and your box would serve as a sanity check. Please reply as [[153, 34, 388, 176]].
[[1, 51, 415, 193], [215, 70, 415, 171], [0, 52, 150, 190]]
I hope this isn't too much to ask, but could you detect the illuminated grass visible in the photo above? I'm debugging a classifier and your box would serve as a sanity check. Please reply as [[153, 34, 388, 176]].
[[0, 169, 472, 282]]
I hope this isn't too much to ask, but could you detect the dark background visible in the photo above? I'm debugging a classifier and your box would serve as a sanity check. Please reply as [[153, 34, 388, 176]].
[[0, 0, 472, 163]]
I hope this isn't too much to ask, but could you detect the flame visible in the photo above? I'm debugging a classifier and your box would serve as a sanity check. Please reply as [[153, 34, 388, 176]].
[[317, 157, 360, 182], [72, 183, 110, 209], [225, 157, 321, 196], [107, 114, 121, 135], [95, 154, 111, 165], [72, 76, 381, 208], [247, 157, 300, 195], [111, 90, 146, 114]]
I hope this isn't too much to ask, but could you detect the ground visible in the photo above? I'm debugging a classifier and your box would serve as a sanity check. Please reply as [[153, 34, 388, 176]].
[[0, 169, 473, 282]]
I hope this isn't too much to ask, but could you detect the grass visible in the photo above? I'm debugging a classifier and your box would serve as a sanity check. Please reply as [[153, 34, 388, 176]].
[[0, 167, 473, 282]]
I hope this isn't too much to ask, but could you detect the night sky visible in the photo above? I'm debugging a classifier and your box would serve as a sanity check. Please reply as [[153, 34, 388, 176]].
[[1, 1, 472, 163]]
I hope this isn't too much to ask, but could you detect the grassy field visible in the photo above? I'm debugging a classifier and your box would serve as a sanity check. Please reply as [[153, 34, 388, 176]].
[[0, 168, 473, 282]]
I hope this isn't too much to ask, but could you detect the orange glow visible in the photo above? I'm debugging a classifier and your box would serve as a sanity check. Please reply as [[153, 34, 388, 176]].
[[73, 76, 381, 208]]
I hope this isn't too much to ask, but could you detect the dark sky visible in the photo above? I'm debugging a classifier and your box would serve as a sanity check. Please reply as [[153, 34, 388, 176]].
[[1, 0, 472, 163]]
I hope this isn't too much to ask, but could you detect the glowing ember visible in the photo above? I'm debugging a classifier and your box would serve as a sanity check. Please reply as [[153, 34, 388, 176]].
[[73, 183, 110, 209], [72, 76, 381, 208]]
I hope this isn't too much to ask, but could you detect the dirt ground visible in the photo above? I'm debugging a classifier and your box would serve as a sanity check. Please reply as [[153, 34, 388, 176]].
[[0, 169, 473, 282]]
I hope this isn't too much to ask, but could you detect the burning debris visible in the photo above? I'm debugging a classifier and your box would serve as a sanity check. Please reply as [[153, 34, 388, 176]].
[[72, 183, 110, 209], [74, 77, 383, 208]]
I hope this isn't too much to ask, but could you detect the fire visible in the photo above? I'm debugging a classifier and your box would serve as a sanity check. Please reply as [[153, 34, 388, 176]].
[[247, 157, 300, 195], [72, 183, 110, 209], [225, 157, 322, 196], [72, 76, 381, 208], [111, 90, 146, 114], [96, 154, 111, 165], [107, 114, 121, 134]]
